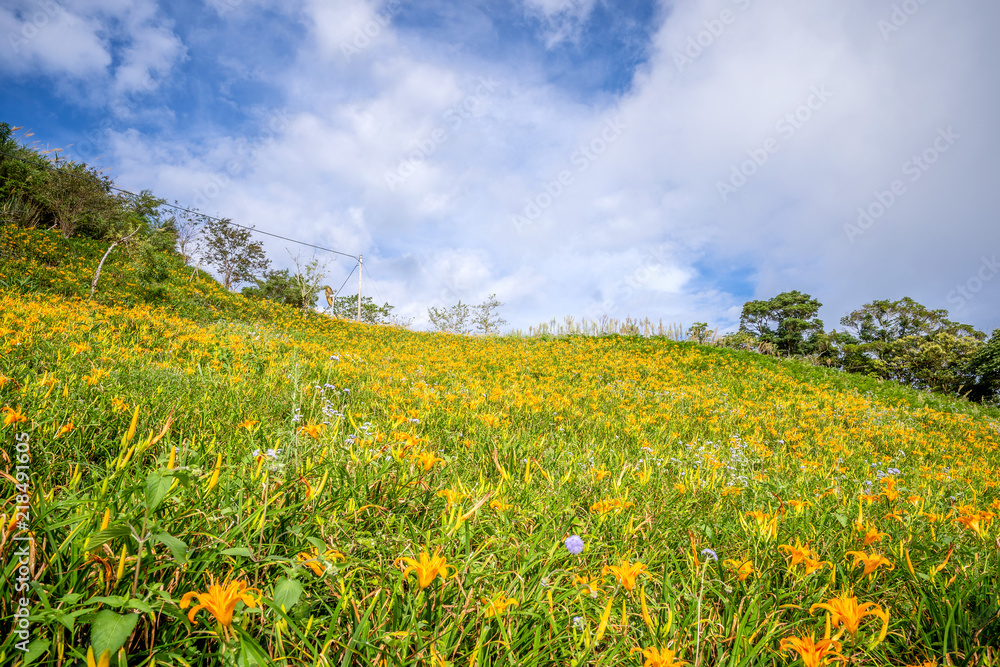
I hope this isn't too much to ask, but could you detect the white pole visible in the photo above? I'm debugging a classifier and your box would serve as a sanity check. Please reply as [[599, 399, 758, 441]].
[[357, 254, 363, 322]]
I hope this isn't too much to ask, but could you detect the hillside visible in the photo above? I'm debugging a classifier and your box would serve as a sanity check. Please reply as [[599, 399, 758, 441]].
[[1, 226, 998, 666]]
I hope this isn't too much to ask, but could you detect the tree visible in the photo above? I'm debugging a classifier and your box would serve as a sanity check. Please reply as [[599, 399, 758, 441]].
[[837, 297, 985, 388], [471, 294, 507, 335], [169, 206, 204, 265], [739, 291, 823, 356], [241, 269, 302, 307], [329, 295, 395, 324], [287, 252, 332, 311], [965, 329, 1000, 402], [200, 217, 270, 290], [428, 301, 471, 334]]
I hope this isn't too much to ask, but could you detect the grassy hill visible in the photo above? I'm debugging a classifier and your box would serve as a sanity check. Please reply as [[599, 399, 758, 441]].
[[1, 226, 998, 666]]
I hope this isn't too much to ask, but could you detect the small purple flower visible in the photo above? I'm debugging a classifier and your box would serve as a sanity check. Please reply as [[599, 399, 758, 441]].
[[564, 535, 584, 554], [701, 548, 718, 562]]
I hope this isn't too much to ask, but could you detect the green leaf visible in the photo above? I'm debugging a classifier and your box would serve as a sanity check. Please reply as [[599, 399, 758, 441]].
[[22, 639, 50, 663], [145, 472, 172, 512], [91, 610, 139, 656], [87, 526, 131, 550], [152, 531, 188, 564], [89, 596, 128, 608], [221, 547, 254, 558], [127, 598, 155, 615], [271, 578, 303, 613], [832, 513, 848, 528]]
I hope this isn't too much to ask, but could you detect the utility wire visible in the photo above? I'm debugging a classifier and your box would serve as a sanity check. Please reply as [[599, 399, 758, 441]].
[[0, 148, 359, 261]]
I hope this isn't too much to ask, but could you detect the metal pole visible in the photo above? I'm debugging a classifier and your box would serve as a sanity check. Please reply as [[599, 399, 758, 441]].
[[357, 254, 363, 322]]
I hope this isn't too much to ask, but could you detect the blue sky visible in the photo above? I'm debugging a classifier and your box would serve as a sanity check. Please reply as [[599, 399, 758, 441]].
[[3, 0, 999, 334]]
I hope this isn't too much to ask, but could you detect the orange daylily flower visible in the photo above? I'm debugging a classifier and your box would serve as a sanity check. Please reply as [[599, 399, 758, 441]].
[[603, 558, 647, 592], [573, 573, 603, 596], [298, 423, 326, 439], [809, 592, 889, 641], [411, 450, 445, 472], [480, 592, 518, 617], [779, 633, 845, 667], [396, 547, 456, 589], [723, 558, 754, 581], [630, 647, 689, 667], [845, 550, 894, 577], [2, 406, 27, 425], [297, 547, 346, 576], [179, 576, 261, 627]]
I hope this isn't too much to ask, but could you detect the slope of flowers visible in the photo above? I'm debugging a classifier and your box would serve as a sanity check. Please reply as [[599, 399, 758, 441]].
[[1, 284, 998, 665]]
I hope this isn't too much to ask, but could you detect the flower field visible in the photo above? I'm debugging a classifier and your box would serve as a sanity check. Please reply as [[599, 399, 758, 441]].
[[1, 230, 999, 666]]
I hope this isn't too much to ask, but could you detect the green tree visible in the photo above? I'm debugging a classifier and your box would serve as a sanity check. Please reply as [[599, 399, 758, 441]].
[[428, 301, 471, 334], [329, 295, 395, 324], [739, 291, 823, 356], [966, 329, 1000, 402], [837, 298, 984, 390], [241, 269, 302, 307], [471, 294, 507, 335], [200, 217, 270, 290]]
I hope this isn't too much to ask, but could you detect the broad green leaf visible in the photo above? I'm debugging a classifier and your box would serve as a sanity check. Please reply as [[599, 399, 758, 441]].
[[152, 531, 188, 564], [145, 472, 172, 512], [23, 639, 50, 663], [87, 526, 131, 550], [221, 547, 254, 558], [271, 578, 303, 612], [91, 610, 139, 656]]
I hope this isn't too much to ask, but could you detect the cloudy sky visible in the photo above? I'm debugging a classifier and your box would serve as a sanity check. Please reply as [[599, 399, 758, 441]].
[[3, 0, 999, 333]]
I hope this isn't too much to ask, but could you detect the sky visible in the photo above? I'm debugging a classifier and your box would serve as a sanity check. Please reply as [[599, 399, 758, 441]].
[[2, 0, 999, 334]]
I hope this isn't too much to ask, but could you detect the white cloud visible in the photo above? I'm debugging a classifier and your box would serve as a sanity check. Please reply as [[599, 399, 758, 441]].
[[90, 0, 1000, 335]]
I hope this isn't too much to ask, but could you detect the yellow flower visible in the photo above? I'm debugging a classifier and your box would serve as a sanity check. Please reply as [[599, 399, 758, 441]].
[[411, 450, 445, 472], [298, 423, 326, 439], [56, 422, 74, 437], [788, 499, 812, 513], [723, 558, 754, 581], [86, 647, 111, 667], [436, 488, 466, 507], [206, 453, 222, 492], [481, 592, 518, 617], [629, 647, 689, 667], [396, 547, 456, 590], [860, 524, 888, 546], [179, 576, 261, 627], [778, 538, 811, 568], [237, 418, 259, 429], [111, 397, 129, 413], [845, 550, 893, 577], [954, 511, 994, 539], [573, 573, 603, 596], [2, 406, 27, 425], [603, 558, 647, 592], [779, 633, 844, 667], [809, 592, 889, 640], [297, 548, 346, 576]]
